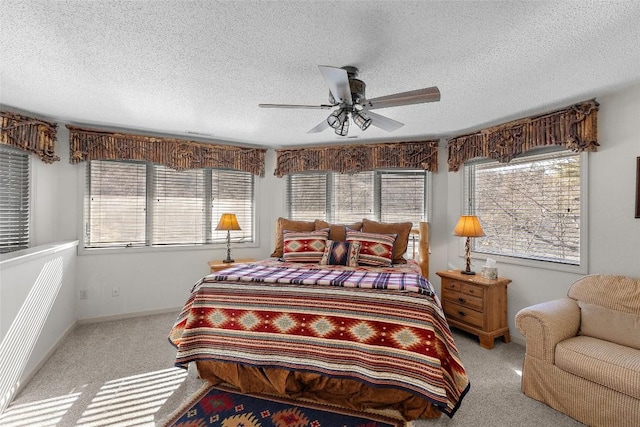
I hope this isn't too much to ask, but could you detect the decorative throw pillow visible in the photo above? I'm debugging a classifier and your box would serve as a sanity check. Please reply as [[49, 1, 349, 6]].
[[361, 219, 413, 264], [271, 217, 316, 258], [282, 229, 329, 263], [314, 220, 363, 242], [578, 301, 640, 350], [346, 230, 397, 267], [320, 240, 361, 267]]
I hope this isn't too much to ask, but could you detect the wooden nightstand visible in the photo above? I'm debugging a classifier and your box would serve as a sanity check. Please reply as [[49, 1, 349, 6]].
[[208, 258, 256, 274], [436, 269, 511, 349]]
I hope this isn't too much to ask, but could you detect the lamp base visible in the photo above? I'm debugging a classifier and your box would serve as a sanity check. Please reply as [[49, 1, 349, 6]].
[[461, 270, 476, 275], [222, 258, 235, 263]]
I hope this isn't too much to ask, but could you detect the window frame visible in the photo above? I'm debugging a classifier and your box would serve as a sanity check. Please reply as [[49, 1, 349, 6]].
[[462, 149, 589, 274], [78, 160, 259, 255]]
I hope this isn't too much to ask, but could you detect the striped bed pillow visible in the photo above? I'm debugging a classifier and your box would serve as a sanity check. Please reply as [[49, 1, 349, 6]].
[[282, 229, 329, 263]]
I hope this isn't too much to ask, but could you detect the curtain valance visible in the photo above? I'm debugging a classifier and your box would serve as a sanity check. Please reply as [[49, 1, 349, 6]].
[[0, 111, 59, 163], [275, 140, 439, 177], [67, 125, 266, 176], [447, 100, 599, 172]]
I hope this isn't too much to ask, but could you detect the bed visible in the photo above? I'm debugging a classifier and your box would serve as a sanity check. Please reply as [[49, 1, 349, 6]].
[[169, 219, 469, 420]]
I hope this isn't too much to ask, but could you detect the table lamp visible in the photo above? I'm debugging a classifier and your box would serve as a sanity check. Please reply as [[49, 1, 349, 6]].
[[453, 215, 485, 275], [216, 213, 241, 263]]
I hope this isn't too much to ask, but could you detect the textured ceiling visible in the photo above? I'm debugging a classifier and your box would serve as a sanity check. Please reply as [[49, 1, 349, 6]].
[[2, 1, 640, 148]]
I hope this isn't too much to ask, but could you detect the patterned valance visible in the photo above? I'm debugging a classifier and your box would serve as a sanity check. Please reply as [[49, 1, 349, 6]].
[[275, 140, 439, 177], [0, 111, 59, 163], [67, 125, 266, 176], [447, 100, 599, 172]]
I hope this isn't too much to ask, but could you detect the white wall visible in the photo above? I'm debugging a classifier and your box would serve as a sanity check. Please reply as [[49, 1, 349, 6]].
[[437, 83, 640, 343], [0, 241, 77, 412]]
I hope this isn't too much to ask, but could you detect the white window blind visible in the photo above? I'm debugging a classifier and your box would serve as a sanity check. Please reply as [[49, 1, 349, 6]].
[[152, 166, 205, 245], [211, 169, 254, 243], [331, 172, 375, 223], [85, 160, 254, 248], [287, 170, 428, 225], [287, 173, 327, 221], [0, 146, 30, 253], [465, 150, 581, 265], [380, 171, 426, 224], [85, 161, 147, 247]]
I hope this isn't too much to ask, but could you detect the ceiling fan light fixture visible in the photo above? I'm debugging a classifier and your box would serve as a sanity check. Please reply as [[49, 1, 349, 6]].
[[327, 108, 347, 129], [352, 110, 372, 131], [334, 114, 349, 136]]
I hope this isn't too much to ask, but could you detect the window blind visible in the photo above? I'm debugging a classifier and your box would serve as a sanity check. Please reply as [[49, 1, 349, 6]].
[[0, 146, 30, 253], [331, 172, 375, 223], [85, 160, 147, 247], [380, 171, 426, 224], [152, 166, 205, 245], [287, 173, 327, 222], [211, 169, 254, 243], [465, 150, 581, 264]]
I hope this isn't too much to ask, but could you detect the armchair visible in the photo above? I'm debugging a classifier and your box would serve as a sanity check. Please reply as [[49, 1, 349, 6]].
[[515, 274, 640, 427]]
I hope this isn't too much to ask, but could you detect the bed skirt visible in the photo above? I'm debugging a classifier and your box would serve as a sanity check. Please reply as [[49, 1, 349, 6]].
[[195, 360, 442, 421]]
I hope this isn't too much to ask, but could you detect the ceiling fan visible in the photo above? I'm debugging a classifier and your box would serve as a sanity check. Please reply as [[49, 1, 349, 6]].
[[259, 65, 440, 136]]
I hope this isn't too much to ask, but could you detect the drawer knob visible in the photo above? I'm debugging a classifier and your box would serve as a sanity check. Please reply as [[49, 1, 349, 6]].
[[457, 297, 466, 303], [458, 311, 466, 317]]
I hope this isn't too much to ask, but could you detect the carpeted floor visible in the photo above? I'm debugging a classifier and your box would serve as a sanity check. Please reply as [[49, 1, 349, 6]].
[[1, 311, 584, 426]]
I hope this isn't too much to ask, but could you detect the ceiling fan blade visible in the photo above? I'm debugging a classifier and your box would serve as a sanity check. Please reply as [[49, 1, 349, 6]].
[[307, 119, 330, 134], [318, 65, 353, 106], [362, 86, 440, 110], [365, 111, 405, 132], [259, 103, 334, 109]]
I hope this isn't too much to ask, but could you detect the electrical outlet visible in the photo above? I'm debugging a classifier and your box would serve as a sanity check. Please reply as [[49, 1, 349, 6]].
[[112, 287, 120, 297], [80, 290, 88, 300]]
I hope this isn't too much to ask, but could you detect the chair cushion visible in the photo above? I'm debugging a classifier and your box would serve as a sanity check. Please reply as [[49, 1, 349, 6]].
[[579, 301, 640, 350], [555, 335, 640, 399]]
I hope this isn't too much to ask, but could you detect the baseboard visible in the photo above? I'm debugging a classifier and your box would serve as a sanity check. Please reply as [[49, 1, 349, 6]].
[[14, 320, 77, 399], [77, 306, 183, 325], [510, 335, 525, 346]]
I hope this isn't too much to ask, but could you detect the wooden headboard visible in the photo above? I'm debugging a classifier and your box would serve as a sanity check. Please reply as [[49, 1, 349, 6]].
[[418, 222, 430, 278]]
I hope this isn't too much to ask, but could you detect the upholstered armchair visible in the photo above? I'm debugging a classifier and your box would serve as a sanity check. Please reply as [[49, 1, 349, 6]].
[[515, 274, 640, 427]]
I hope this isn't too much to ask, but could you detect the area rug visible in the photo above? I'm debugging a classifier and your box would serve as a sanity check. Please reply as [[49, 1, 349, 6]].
[[162, 382, 406, 427]]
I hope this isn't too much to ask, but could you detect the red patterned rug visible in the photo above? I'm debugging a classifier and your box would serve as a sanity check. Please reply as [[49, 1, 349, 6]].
[[163, 383, 405, 427]]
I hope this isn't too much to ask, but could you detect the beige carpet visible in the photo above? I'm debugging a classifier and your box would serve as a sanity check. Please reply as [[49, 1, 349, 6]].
[[0, 311, 583, 426]]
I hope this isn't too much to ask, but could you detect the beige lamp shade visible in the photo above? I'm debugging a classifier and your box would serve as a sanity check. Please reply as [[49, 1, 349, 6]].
[[215, 213, 242, 231], [453, 215, 485, 238]]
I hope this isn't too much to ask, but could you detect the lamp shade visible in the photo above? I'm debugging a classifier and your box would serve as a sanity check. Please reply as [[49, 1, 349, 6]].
[[215, 213, 241, 231], [453, 215, 485, 237]]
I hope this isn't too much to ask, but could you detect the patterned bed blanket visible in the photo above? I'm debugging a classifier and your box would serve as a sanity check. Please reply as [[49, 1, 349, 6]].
[[169, 263, 470, 417]]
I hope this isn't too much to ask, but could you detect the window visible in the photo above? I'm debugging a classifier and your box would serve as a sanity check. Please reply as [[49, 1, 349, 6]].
[[287, 170, 428, 225], [0, 145, 30, 254], [464, 150, 583, 266], [85, 160, 254, 248]]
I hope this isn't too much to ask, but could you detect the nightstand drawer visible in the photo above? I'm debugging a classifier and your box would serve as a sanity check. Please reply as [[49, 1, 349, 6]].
[[442, 280, 462, 292], [443, 289, 483, 311], [462, 283, 484, 298], [443, 302, 484, 328]]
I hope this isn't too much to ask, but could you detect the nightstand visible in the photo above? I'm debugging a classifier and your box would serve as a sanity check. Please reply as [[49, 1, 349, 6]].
[[436, 269, 511, 349], [208, 258, 256, 274]]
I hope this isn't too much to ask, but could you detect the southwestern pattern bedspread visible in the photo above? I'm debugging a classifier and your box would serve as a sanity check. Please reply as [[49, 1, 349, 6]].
[[169, 263, 470, 419]]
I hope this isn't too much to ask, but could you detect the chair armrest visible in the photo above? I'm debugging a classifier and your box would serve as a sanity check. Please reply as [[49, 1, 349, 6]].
[[515, 298, 580, 364]]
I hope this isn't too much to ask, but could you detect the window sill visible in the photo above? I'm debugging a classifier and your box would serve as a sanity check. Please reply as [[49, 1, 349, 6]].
[[466, 251, 588, 275], [77, 241, 260, 256]]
